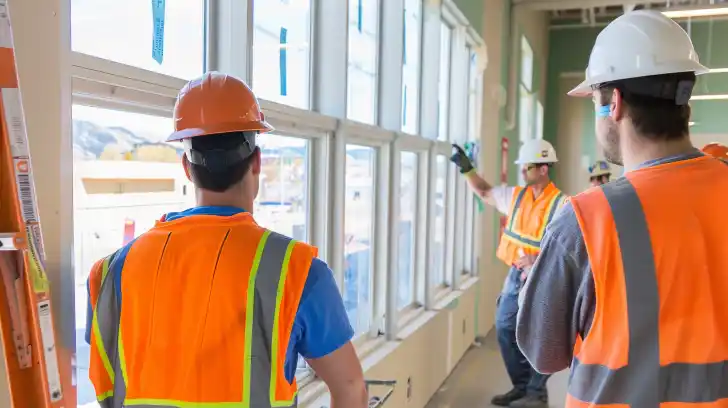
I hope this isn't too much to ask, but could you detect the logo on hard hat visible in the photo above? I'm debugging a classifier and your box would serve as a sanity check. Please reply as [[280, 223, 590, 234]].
[[540, 150, 549, 157]]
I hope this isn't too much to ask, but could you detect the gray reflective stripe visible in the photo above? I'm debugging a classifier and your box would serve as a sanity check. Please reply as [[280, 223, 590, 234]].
[[97, 399, 114, 408], [249, 231, 297, 408], [569, 178, 728, 406], [94, 255, 124, 408]]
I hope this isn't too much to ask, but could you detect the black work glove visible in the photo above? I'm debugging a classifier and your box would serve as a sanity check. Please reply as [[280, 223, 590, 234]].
[[450, 144, 474, 174]]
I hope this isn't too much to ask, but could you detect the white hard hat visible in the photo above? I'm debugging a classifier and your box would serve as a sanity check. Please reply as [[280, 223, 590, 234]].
[[589, 160, 611, 177], [568, 10, 709, 97], [514, 139, 558, 165]]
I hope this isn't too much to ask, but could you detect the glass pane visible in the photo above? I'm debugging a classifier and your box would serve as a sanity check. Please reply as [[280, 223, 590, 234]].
[[253, 134, 309, 242], [347, 0, 380, 125], [467, 48, 478, 141], [432, 155, 447, 285], [437, 22, 452, 141], [72, 105, 193, 407], [344, 144, 376, 334], [401, 0, 421, 134], [398, 152, 418, 308], [252, 0, 312, 109], [518, 85, 533, 143], [71, 0, 205, 79], [520, 36, 534, 91], [535, 101, 544, 139]]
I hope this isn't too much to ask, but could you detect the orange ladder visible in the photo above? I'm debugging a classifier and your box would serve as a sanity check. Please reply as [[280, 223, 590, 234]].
[[0, 0, 69, 406]]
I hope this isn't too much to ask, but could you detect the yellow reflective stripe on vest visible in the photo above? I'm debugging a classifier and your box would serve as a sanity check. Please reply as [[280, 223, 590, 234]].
[[92, 255, 122, 403], [92, 257, 115, 384], [503, 189, 563, 249], [569, 179, 728, 406], [117, 230, 298, 408]]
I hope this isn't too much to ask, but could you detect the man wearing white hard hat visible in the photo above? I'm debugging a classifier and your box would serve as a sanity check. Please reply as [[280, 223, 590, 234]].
[[517, 10, 728, 408], [451, 139, 566, 408], [588, 160, 612, 187]]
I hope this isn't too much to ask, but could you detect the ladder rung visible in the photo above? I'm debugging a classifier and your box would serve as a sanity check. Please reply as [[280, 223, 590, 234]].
[[0, 233, 23, 251]]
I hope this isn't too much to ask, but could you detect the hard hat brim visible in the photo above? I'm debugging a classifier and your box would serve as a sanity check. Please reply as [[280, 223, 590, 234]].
[[514, 158, 559, 165], [567, 60, 710, 98], [166, 120, 274, 142]]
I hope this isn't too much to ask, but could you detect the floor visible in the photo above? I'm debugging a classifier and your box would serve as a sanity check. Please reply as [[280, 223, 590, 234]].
[[425, 331, 569, 408]]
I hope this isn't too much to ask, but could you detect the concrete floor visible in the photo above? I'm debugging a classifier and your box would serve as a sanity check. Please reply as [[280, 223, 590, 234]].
[[425, 331, 569, 408]]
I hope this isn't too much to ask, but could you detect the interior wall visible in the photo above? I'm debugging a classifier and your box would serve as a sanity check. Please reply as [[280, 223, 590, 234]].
[[545, 20, 728, 189]]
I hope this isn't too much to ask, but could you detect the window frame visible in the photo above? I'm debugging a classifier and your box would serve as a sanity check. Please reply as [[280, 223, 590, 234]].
[[346, 0, 383, 125], [400, 0, 424, 135], [249, 0, 316, 109], [339, 122, 392, 345]]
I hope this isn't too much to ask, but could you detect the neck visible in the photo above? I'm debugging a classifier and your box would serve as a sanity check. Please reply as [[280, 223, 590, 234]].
[[529, 179, 550, 197], [620, 127, 695, 171], [196, 188, 255, 213]]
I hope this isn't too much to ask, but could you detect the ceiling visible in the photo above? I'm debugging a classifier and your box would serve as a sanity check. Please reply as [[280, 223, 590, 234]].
[[512, 0, 728, 25]]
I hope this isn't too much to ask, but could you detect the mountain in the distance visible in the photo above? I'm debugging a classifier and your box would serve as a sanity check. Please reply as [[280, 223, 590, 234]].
[[73, 119, 164, 160]]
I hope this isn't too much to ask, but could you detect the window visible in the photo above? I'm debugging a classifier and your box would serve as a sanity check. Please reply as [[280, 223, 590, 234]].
[[347, 0, 380, 125], [520, 36, 534, 92], [437, 22, 452, 141], [518, 86, 533, 143], [467, 48, 481, 141], [252, 134, 309, 242], [72, 105, 193, 406], [398, 152, 418, 308], [252, 0, 312, 109], [401, 0, 422, 134], [71, 0, 205, 79], [432, 155, 447, 286], [535, 100, 544, 139], [344, 144, 376, 334]]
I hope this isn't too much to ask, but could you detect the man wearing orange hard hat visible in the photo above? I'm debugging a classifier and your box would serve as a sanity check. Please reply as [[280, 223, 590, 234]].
[[84, 72, 367, 408], [702, 142, 728, 160]]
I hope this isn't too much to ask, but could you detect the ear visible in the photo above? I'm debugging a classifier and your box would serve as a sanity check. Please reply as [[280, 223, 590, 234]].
[[612, 88, 624, 121], [540, 165, 550, 177], [250, 148, 262, 176], [182, 153, 192, 182]]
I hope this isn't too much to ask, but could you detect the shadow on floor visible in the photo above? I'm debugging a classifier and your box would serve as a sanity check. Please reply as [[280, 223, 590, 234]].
[[425, 330, 569, 408]]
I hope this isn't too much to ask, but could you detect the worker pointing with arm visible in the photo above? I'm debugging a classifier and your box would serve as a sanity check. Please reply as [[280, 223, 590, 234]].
[[517, 10, 728, 407], [84, 72, 367, 408], [451, 139, 567, 408]]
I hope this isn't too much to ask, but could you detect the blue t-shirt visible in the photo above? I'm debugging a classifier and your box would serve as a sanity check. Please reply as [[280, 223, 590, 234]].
[[85, 206, 354, 384]]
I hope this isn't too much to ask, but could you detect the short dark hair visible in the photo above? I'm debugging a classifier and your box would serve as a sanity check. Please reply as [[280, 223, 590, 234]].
[[186, 132, 257, 193], [597, 72, 695, 141]]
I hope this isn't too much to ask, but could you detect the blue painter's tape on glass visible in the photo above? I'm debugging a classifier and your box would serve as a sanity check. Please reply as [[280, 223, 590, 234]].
[[152, 0, 165, 64], [357, 0, 363, 33], [280, 27, 288, 97]]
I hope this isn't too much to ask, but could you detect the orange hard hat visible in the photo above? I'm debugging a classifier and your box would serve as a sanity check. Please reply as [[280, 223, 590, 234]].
[[701, 142, 728, 159], [166, 71, 273, 142]]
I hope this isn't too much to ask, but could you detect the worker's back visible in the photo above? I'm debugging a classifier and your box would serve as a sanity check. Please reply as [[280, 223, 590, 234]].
[[89, 209, 316, 407], [568, 153, 728, 407]]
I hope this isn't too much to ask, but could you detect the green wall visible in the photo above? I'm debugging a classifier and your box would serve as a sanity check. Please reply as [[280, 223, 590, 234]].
[[544, 20, 728, 164]]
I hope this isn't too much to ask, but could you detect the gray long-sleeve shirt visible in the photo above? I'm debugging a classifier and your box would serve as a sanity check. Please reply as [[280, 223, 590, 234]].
[[515, 150, 703, 374]]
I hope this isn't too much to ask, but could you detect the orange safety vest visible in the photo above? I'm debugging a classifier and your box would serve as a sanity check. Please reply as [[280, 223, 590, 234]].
[[87, 212, 316, 408], [567, 155, 728, 408], [496, 182, 565, 265]]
